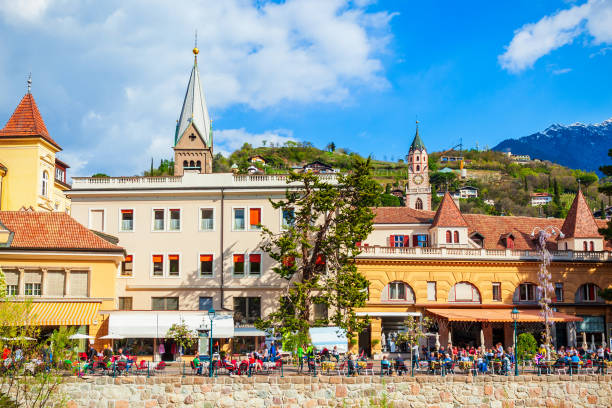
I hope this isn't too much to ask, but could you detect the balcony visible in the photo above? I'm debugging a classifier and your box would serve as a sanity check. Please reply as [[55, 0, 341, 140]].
[[356, 246, 611, 262]]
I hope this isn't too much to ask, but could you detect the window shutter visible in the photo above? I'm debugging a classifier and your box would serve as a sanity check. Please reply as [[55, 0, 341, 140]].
[[200, 254, 213, 262], [24, 271, 42, 284], [249, 208, 261, 225], [125, 255, 133, 263], [233, 254, 245, 263], [69, 271, 88, 296], [249, 254, 261, 263], [121, 209, 133, 214], [389, 235, 394, 247], [4, 270, 18, 286], [46, 271, 65, 296], [152, 255, 163, 263], [413, 235, 418, 247], [403, 235, 410, 247], [168, 254, 179, 261]]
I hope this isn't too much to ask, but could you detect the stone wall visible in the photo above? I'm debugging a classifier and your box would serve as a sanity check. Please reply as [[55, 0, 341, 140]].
[[61, 374, 612, 408]]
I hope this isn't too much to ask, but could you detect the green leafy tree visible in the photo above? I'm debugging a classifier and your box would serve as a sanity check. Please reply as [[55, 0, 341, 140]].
[[166, 321, 197, 359], [599, 149, 612, 206], [256, 158, 380, 343], [91, 173, 109, 178], [573, 170, 598, 189], [380, 193, 401, 207], [516, 332, 538, 362]]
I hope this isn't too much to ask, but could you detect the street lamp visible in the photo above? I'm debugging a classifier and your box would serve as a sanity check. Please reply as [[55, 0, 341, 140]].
[[208, 308, 216, 377], [511, 308, 519, 376]]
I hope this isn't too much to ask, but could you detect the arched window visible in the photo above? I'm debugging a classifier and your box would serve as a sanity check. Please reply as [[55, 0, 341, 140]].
[[448, 282, 481, 303], [416, 156, 419, 162], [416, 165, 420, 171], [576, 283, 601, 303], [196, 160, 201, 169], [453, 231, 459, 243], [445, 230, 452, 243], [183, 160, 188, 167], [381, 281, 415, 303], [589, 241, 594, 251], [583, 241, 588, 251], [516, 283, 537, 302], [415, 198, 423, 210], [189, 160, 195, 168], [41, 171, 48, 196]]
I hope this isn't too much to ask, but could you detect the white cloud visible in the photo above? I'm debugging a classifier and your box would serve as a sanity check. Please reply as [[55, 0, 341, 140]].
[[499, 0, 612, 73], [552, 68, 572, 75], [214, 128, 296, 158], [0, 0, 394, 175]]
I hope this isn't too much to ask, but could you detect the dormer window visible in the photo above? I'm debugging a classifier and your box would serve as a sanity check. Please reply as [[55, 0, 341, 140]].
[[501, 233, 515, 249]]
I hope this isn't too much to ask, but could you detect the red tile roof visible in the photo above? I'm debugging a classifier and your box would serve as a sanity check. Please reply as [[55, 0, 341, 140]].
[[430, 192, 468, 228], [560, 190, 600, 238], [0, 93, 61, 150], [373, 207, 434, 224], [0, 211, 123, 252]]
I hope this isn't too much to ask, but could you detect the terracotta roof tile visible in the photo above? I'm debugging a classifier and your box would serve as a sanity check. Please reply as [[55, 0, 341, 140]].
[[560, 190, 600, 238], [0, 211, 123, 251], [0, 93, 61, 150], [373, 207, 434, 224], [430, 192, 468, 228]]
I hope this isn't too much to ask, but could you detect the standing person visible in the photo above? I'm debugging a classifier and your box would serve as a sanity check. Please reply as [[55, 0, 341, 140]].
[[269, 341, 277, 362], [332, 346, 340, 362], [411, 343, 419, 371], [87, 345, 97, 362], [306, 343, 314, 372], [296, 344, 304, 373]]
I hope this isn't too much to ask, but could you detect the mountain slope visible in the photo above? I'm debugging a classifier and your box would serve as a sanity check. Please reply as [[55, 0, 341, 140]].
[[493, 118, 612, 172]]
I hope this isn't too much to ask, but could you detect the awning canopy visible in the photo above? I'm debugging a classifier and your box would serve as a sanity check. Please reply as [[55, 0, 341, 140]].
[[108, 311, 234, 339], [309, 327, 348, 353], [426, 308, 582, 323], [234, 327, 267, 337], [28, 302, 100, 326], [356, 312, 422, 317]]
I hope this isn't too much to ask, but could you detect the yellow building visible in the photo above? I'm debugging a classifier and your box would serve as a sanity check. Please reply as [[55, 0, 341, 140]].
[[0, 211, 124, 349], [0, 85, 71, 213], [356, 191, 612, 356]]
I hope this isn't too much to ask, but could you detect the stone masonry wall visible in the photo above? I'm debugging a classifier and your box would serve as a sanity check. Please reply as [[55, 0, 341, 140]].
[[61, 374, 612, 408]]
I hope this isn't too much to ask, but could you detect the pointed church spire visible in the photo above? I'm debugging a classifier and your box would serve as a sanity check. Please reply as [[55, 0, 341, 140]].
[[175, 44, 212, 147], [409, 120, 425, 152]]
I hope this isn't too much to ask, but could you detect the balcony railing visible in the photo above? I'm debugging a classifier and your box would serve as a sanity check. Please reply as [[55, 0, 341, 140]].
[[356, 246, 611, 262]]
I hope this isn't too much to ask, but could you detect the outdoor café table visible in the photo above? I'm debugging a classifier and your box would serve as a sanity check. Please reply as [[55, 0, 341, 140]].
[[458, 360, 472, 372], [357, 361, 366, 374], [430, 361, 441, 375], [537, 360, 555, 375]]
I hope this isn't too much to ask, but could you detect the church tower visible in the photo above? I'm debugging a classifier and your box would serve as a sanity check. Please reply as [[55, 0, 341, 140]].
[[173, 46, 213, 176], [405, 121, 431, 210]]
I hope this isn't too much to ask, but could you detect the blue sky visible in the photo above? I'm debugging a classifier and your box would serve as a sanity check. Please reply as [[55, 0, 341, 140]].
[[0, 0, 611, 176]]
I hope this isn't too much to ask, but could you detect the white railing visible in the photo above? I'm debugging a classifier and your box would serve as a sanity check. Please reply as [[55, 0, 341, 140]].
[[233, 174, 338, 183], [357, 246, 610, 262], [72, 176, 182, 185]]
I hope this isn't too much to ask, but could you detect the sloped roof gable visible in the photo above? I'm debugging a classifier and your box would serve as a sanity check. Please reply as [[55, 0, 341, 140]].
[[0, 93, 60, 150]]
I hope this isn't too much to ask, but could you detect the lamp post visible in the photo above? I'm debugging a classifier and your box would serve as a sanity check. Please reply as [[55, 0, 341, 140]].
[[208, 308, 216, 378], [511, 308, 519, 376]]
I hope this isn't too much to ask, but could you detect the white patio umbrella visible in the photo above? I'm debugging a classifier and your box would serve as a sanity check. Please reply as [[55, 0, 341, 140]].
[[2, 337, 36, 341], [590, 334, 595, 352], [448, 329, 453, 349], [581, 332, 588, 350], [435, 333, 440, 351], [99, 333, 124, 340], [69, 333, 94, 340], [480, 329, 485, 352]]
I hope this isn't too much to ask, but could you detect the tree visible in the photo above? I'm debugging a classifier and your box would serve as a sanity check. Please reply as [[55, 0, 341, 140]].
[[395, 316, 432, 370], [166, 321, 197, 360], [599, 149, 612, 240], [516, 332, 538, 362], [91, 173, 109, 178], [256, 158, 380, 344], [326, 142, 336, 153], [574, 170, 598, 189]]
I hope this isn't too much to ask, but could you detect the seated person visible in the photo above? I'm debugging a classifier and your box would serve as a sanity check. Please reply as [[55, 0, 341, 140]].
[[442, 353, 453, 372], [248, 353, 263, 372], [192, 355, 202, 375], [394, 356, 406, 375], [380, 355, 391, 374], [332, 346, 340, 362], [347, 353, 356, 375]]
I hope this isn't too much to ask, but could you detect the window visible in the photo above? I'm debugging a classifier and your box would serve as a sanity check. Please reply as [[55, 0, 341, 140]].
[[249, 254, 261, 275], [118, 297, 133, 310], [120, 209, 134, 231], [580, 283, 599, 302], [199, 297, 213, 311], [448, 282, 481, 303], [519, 283, 536, 302], [492, 282, 501, 301], [389, 282, 406, 300], [314, 299, 328, 321], [55, 167, 65, 182], [506, 236, 515, 249], [24, 271, 42, 296], [415, 198, 423, 210], [121, 255, 133, 277], [199, 254, 213, 277], [445, 231, 452, 243], [153, 209, 165, 231], [152, 255, 164, 276], [577, 315, 605, 333], [583, 241, 588, 251], [233, 297, 261, 324], [427, 281, 437, 301], [5, 270, 19, 296], [589, 241, 594, 251], [41, 171, 48, 196], [70, 271, 88, 296], [168, 254, 180, 276], [416, 165, 420, 171], [233, 254, 245, 277], [152, 297, 179, 311], [196, 160, 201, 169], [233, 208, 245, 230], [46, 271, 65, 296], [24, 283, 41, 296], [554, 283, 564, 302], [453, 231, 459, 243], [390, 235, 409, 247], [89, 209, 105, 231], [413, 234, 429, 247], [249, 208, 262, 230], [200, 208, 214, 231], [169, 209, 181, 231], [281, 208, 294, 229]]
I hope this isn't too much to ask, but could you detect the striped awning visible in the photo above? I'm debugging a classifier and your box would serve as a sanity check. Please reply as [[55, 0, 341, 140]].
[[28, 302, 100, 326]]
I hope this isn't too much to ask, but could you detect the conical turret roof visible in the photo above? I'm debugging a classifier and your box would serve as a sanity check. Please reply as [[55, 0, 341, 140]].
[[560, 190, 600, 238], [430, 192, 468, 228], [409, 122, 426, 152], [175, 53, 211, 147]]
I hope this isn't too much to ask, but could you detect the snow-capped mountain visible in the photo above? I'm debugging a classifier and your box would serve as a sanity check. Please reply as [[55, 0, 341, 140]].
[[493, 118, 612, 172]]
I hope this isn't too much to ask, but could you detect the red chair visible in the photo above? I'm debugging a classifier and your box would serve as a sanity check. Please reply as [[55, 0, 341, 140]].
[[136, 360, 149, 375], [237, 361, 249, 375], [154, 361, 166, 374]]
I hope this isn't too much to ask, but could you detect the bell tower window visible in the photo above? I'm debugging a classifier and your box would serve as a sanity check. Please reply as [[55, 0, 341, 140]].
[[189, 134, 196, 141], [415, 198, 423, 210]]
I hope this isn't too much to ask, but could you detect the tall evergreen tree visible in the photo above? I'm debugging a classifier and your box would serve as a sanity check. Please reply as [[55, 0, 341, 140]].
[[256, 158, 380, 344]]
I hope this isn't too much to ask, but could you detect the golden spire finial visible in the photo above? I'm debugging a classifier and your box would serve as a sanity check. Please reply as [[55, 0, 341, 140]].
[[193, 30, 199, 58]]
